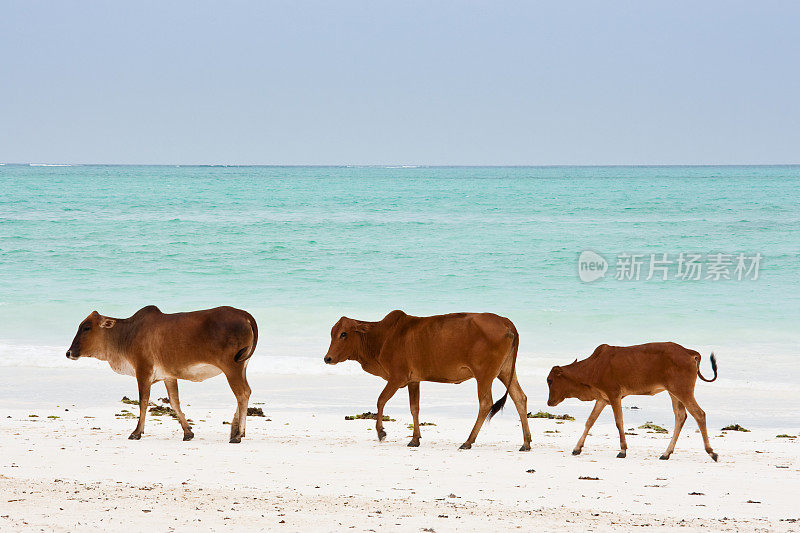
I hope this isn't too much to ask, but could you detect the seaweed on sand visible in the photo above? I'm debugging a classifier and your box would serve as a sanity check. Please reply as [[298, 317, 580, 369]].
[[527, 411, 575, 421], [639, 422, 668, 434], [721, 424, 750, 432], [345, 412, 395, 422]]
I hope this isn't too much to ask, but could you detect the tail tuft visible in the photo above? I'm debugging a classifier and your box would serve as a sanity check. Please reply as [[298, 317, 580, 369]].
[[697, 352, 718, 382], [487, 392, 508, 422]]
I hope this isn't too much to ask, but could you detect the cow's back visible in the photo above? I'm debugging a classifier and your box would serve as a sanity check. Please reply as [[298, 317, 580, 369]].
[[381, 312, 516, 382], [126, 306, 255, 376], [593, 342, 699, 395]]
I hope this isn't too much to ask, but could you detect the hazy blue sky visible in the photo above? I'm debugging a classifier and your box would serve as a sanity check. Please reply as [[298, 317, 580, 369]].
[[1, 1, 798, 165]]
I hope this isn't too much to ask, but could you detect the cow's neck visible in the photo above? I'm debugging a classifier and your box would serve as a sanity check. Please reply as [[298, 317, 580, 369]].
[[352, 322, 389, 379], [99, 319, 137, 364]]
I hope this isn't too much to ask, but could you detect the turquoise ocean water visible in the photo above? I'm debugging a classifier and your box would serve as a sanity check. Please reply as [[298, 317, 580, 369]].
[[1, 165, 798, 395]]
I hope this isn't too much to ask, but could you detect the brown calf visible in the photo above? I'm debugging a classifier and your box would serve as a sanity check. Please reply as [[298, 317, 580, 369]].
[[546, 342, 718, 461], [324, 310, 532, 451], [67, 305, 257, 443]]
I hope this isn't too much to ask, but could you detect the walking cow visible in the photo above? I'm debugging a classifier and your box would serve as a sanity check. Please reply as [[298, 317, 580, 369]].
[[66, 305, 257, 443]]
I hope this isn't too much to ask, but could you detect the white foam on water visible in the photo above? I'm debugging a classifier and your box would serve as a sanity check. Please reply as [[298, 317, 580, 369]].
[[0, 342, 361, 376], [1, 341, 795, 392]]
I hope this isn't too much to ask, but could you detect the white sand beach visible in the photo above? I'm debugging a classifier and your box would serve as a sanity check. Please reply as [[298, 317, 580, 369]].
[[1, 367, 798, 532]]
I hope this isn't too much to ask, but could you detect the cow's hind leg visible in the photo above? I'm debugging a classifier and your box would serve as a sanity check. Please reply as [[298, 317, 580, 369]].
[[129, 370, 152, 440], [165, 379, 194, 441], [497, 366, 532, 451], [237, 370, 251, 438], [573, 399, 607, 455], [224, 367, 251, 444], [407, 382, 421, 447], [376, 381, 401, 441], [660, 393, 687, 460], [681, 395, 718, 461], [610, 399, 627, 458], [460, 378, 493, 450]]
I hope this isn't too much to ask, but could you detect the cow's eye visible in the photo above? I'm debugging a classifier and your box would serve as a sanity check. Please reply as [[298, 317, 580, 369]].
[[547, 378, 553, 385], [82, 324, 91, 332], [339, 332, 347, 339]]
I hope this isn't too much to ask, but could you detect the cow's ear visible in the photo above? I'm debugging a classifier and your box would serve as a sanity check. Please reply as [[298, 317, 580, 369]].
[[553, 366, 563, 375], [99, 317, 116, 329], [353, 321, 371, 333]]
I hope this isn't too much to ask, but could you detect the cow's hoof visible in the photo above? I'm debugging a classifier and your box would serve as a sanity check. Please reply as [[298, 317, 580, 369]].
[[407, 439, 420, 447], [659, 454, 670, 460], [183, 432, 195, 441], [616, 452, 627, 458], [377, 430, 386, 441], [459, 443, 472, 450], [519, 444, 531, 452], [710, 452, 719, 462], [128, 432, 141, 440], [229, 436, 242, 444], [571, 449, 581, 456]]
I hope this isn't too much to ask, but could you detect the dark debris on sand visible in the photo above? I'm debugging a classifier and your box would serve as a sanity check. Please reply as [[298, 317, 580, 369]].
[[527, 411, 574, 421], [345, 412, 395, 422], [722, 424, 750, 432]]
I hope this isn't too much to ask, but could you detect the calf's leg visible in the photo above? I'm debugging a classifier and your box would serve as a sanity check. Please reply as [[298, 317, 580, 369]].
[[237, 372, 251, 438], [660, 394, 687, 460], [407, 382, 421, 447], [573, 399, 607, 455], [460, 379, 493, 450], [224, 368, 251, 443], [682, 395, 718, 461], [165, 379, 194, 441], [610, 399, 627, 458], [376, 381, 400, 441], [129, 371, 152, 440]]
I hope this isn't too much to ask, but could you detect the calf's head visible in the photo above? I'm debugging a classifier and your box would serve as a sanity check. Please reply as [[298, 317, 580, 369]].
[[546, 365, 594, 406], [66, 311, 116, 360], [324, 317, 369, 364]]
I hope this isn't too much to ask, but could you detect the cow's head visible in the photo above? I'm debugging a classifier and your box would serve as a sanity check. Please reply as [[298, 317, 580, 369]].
[[66, 311, 117, 361], [546, 364, 593, 406], [324, 316, 369, 365]]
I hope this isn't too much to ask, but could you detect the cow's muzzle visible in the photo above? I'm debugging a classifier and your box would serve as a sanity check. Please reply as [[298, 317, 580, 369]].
[[66, 350, 80, 360], [324, 356, 333, 364]]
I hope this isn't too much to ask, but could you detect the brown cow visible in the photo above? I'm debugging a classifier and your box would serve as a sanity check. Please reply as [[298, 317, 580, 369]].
[[66, 305, 257, 443], [323, 310, 532, 451], [546, 342, 718, 461]]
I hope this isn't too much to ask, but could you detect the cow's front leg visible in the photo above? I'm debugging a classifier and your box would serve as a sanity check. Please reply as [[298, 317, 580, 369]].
[[573, 399, 606, 455], [129, 370, 153, 440], [610, 399, 627, 458], [407, 382, 421, 447], [375, 381, 400, 441]]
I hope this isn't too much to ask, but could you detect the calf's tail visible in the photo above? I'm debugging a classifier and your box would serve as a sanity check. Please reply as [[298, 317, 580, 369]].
[[697, 352, 718, 382], [234, 313, 259, 363], [487, 328, 519, 422]]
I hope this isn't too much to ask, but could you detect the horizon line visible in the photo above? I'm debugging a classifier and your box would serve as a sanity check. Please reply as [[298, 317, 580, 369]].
[[3, 162, 800, 168]]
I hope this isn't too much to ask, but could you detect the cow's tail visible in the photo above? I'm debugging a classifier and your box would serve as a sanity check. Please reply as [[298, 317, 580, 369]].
[[697, 352, 718, 382], [234, 313, 259, 363], [487, 327, 519, 422]]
